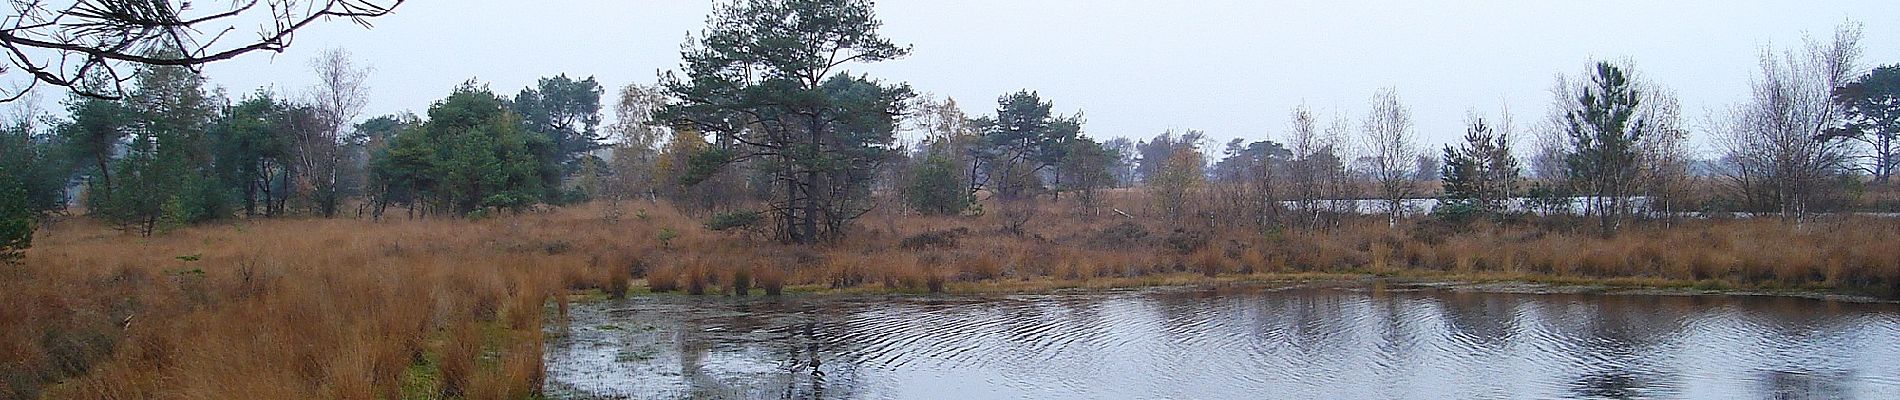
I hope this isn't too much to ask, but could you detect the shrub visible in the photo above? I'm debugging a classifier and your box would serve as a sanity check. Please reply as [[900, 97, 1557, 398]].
[[899, 227, 968, 250], [704, 211, 762, 232]]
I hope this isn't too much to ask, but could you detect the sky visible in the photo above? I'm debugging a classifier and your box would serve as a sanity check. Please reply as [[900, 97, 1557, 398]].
[[38, 1, 1900, 157]]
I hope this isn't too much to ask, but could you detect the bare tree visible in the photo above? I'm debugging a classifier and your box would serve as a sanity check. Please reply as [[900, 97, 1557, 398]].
[[299, 47, 368, 217], [1287, 104, 1324, 228], [2, 0, 404, 102], [1717, 21, 1863, 216], [603, 83, 670, 205], [1637, 85, 1692, 215], [1530, 75, 1577, 185], [1322, 112, 1359, 222], [1362, 87, 1418, 224]]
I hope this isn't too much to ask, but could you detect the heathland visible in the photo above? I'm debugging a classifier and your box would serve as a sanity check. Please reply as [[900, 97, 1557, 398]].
[[4, 192, 1898, 398]]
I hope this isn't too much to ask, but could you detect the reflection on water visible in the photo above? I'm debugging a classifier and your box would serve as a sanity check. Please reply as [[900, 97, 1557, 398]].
[[545, 284, 1900, 399]]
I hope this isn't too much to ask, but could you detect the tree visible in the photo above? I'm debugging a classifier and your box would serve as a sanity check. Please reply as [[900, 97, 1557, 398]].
[[1829, 65, 1900, 183], [301, 48, 372, 217], [372, 81, 559, 217], [55, 92, 130, 205], [1059, 135, 1119, 216], [1, 0, 405, 101], [972, 90, 1081, 201], [1637, 87, 1691, 215], [1439, 117, 1520, 215], [360, 113, 421, 219], [88, 57, 224, 235], [212, 91, 295, 217], [1363, 87, 1418, 224], [1148, 143, 1205, 223], [1718, 22, 1862, 216], [657, 0, 914, 244], [1136, 129, 1205, 184], [513, 74, 606, 179], [1211, 138, 1291, 227], [1, 106, 66, 263], [909, 95, 982, 199], [904, 153, 969, 215], [1286, 105, 1332, 229], [603, 83, 671, 203], [1563, 62, 1650, 233], [1102, 137, 1137, 187]]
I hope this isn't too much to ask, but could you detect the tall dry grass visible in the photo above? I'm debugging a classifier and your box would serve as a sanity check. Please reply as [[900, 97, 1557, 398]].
[[4, 196, 1898, 398]]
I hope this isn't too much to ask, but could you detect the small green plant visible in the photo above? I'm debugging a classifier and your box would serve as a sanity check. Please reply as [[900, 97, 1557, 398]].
[[657, 227, 678, 249], [635, 208, 650, 221]]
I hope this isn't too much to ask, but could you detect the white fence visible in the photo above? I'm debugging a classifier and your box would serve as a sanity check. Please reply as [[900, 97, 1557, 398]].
[[1279, 197, 1653, 217]]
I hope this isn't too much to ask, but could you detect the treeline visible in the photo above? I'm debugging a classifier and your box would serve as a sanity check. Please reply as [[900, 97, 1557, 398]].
[[0, 46, 630, 259], [4, 0, 1898, 258]]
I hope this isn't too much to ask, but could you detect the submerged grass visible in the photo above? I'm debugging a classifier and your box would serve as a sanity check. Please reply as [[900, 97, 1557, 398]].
[[3, 196, 1897, 398]]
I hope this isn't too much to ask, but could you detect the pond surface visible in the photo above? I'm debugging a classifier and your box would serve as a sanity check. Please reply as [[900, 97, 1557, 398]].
[[545, 284, 1900, 399]]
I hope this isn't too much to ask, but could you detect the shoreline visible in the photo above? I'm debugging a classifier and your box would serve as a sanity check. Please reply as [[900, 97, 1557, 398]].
[[600, 271, 1899, 305]]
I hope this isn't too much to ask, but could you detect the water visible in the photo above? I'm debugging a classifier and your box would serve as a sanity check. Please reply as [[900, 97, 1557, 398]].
[[544, 284, 1900, 399]]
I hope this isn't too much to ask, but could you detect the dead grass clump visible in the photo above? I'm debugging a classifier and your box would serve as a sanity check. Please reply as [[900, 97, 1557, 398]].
[[606, 264, 632, 299], [756, 266, 786, 296], [436, 322, 481, 398], [684, 265, 710, 295], [646, 264, 679, 293], [730, 267, 752, 296]]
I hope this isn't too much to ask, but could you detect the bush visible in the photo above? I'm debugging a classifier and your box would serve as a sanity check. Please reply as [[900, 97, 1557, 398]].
[[704, 211, 762, 232], [899, 227, 968, 250]]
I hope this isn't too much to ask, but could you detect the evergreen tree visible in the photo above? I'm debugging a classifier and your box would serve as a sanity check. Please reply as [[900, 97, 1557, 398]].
[[1439, 117, 1520, 216], [1565, 62, 1647, 233], [373, 81, 559, 217], [657, 0, 914, 244]]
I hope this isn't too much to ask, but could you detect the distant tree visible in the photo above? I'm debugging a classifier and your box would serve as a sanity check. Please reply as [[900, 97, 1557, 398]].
[[1363, 87, 1418, 224], [1136, 129, 1205, 184], [1, 0, 405, 101], [1563, 62, 1651, 233], [90, 57, 225, 235], [657, 0, 914, 244], [55, 93, 130, 204], [1828, 65, 1900, 183], [373, 81, 559, 216], [1211, 138, 1291, 227], [359, 113, 420, 219], [1412, 155, 1440, 183], [1717, 21, 1862, 216], [1101, 137, 1137, 187], [909, 95, 982, 198], [972, 90, 1080, 201], [1059, 135, 1119, 216], [212, 91, 296, 217], [904, 153, 970, 215], [1439, 117, 1520, 215], [302, 48, 372, 217], [1, 108, 66, 263], [1148, 144, 1206, 223], [603, 83, 670, 203], [513, 74, 606, 176], [1287, 105, 1328, 228]]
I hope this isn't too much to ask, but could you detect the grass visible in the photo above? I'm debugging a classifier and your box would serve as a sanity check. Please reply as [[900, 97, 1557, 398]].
[[3, 194, 1897, 399]]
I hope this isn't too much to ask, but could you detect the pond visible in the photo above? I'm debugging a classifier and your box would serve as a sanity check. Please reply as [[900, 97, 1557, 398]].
[[544, 283, 1900, 399]]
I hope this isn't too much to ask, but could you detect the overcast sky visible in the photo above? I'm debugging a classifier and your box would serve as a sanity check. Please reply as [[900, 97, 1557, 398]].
[[168, 1, 1900, 157]]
